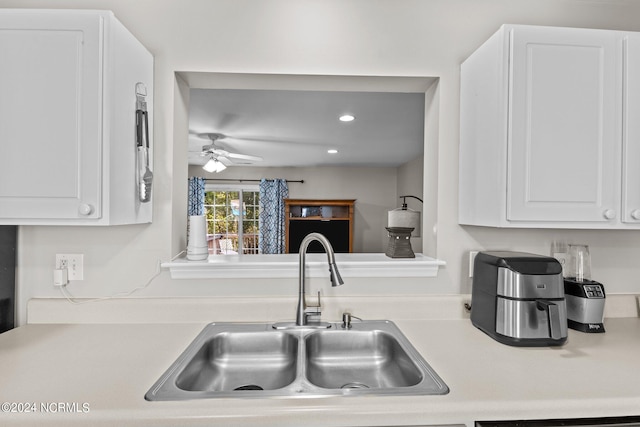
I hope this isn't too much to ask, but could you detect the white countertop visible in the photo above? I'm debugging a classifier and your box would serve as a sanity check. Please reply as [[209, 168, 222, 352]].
[[1, 316, 640, 426]]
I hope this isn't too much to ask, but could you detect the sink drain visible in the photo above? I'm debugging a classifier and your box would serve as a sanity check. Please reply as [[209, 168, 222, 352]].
[[340, 382, 370, 389], [233, 384, 264, 391]]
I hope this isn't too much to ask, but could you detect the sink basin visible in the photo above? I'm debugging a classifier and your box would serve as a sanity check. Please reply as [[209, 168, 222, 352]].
[[175, 331, 298, 392], [305, 330, 423, 390], [145, 320, 448, 400]]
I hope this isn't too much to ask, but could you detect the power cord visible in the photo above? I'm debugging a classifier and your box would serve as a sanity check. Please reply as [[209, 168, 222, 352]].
[[59, 250, 186, 305]]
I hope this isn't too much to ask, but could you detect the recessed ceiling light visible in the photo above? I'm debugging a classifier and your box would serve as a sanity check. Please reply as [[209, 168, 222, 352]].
[[339, 114, 355, 122], [327, 149, 338, 154]]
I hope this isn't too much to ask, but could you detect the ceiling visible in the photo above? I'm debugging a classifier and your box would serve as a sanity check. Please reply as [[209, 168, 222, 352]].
[[187, 88, 425, 168]]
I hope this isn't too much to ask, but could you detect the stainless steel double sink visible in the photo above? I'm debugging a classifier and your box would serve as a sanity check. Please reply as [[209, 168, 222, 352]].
[[145, 320, 449, 400]]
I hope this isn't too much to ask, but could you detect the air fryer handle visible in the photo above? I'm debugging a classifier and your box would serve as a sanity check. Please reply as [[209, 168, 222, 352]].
[[537, 300, 562, 340]]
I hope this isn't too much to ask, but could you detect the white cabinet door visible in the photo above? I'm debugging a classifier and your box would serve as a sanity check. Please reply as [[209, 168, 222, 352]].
[[0, 13, 102, 220], [507, 26, 621, 223], [622, 34, 640, 223], [0, 10, 153, 225]]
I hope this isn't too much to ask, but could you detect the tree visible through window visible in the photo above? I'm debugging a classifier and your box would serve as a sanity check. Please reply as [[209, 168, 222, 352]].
[[204, 186, 260, 255]]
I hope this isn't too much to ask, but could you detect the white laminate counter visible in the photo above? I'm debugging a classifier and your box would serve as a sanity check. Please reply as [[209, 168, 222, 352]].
[[1, 316, 640, 426]]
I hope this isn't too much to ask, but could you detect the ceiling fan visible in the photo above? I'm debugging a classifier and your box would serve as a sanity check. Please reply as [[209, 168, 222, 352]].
[[197, 133, 263, 171]]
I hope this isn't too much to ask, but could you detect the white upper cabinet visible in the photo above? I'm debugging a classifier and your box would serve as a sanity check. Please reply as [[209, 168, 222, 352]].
[[459, 24, 638, 229], [0, 10, 153, 225], [623, 33, 640, 224], [508, 27, 621, 223]]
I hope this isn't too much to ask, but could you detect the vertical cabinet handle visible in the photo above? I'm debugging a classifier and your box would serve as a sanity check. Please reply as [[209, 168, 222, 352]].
[[603, 209, 616, 220]]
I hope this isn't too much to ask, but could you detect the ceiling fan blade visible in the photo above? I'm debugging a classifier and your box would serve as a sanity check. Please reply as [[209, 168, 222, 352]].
[[204, 147, 262, 163], [191, 130, 323, 148], [222, 135, 325, 148], [190, 131, 264, 163], [217, 156, 233, 166], [226, 152, 263, 162]]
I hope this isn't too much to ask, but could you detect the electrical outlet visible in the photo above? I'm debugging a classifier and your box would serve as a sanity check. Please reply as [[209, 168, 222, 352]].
[[469, 251, 479, 278], [55, 254, 84, 281]]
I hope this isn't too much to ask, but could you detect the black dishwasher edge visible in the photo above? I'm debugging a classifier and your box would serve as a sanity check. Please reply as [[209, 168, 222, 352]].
[[477, 416, 640, 427]]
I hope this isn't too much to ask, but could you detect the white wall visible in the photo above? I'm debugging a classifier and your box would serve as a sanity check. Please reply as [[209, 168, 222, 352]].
[[6, 0, 640, 325]]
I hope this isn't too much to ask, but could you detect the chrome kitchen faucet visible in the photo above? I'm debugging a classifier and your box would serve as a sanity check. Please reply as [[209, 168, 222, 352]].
[[273, 233, 344, 329]]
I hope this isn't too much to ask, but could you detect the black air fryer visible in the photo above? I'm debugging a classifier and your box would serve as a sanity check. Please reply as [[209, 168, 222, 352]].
[[471, 251, 568, 347]]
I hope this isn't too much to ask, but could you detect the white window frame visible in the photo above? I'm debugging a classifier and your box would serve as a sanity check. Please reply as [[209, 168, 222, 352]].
[[204, 183, 260, 255]]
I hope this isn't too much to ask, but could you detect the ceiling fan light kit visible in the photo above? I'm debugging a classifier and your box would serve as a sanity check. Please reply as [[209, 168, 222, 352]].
[[203, 156, 227, 173]]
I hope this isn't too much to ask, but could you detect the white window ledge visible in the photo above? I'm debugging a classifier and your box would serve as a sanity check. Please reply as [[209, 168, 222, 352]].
[[162, 253, 445, 279]]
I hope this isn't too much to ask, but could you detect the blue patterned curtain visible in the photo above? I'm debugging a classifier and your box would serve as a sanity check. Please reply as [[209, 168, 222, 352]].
[[259, 179, 289, 254], [188, 177, 206, 216]]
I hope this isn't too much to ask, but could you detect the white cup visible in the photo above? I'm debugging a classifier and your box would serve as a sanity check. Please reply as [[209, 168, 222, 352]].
[[187, 215, 208, 261]]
